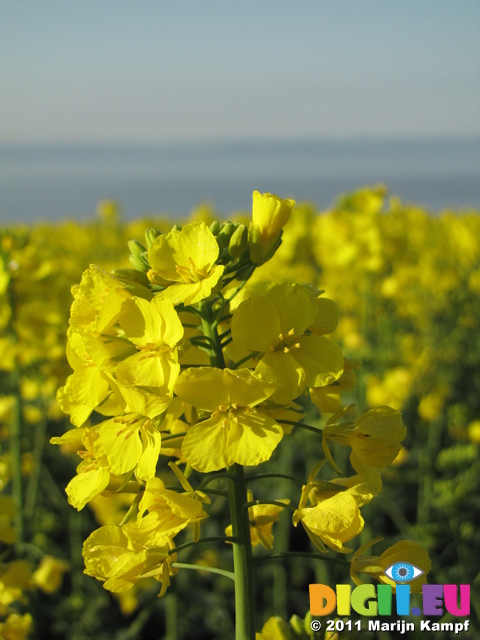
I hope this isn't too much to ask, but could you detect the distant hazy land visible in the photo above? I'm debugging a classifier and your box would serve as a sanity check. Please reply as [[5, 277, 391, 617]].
[[1, 137, 479, 223]]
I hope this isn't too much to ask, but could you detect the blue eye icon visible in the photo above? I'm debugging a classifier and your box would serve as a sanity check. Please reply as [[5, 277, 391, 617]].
[[384, 562, 424, 583]]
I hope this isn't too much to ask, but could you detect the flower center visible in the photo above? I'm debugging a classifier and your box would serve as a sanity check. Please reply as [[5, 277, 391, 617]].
[[271, 327, 301, 353], [175, 257, 209, 284], [211, 402, 240, 427]]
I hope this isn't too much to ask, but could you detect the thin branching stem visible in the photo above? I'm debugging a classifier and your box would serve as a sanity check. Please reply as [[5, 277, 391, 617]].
[[277, 419, 323, 435], [171, 562, 235, 582], [169, 536, 238, 555], [243, 500, 297, 515], [246, 472, 305, 487], [231, 351, 261, 370]]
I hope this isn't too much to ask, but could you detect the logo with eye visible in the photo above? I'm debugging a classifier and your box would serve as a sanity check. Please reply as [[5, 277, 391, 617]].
[[384, 562, 424, 583]]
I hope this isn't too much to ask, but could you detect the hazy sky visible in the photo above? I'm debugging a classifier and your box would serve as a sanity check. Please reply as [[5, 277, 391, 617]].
[[1, 0, 479, 144]]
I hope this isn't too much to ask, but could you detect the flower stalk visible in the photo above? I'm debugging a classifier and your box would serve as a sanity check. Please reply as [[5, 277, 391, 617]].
[[229, 464, 256, 640]]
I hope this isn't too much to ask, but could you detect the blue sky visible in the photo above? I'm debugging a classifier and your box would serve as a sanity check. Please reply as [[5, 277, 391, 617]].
[[1, 0, 479, 144]]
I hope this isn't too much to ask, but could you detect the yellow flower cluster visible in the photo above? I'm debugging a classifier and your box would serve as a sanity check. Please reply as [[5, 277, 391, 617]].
[[51, 190, 428, 613]]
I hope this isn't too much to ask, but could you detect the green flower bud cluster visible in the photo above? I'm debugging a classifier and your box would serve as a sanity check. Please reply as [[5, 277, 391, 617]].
[[209, 220, 249, 262]]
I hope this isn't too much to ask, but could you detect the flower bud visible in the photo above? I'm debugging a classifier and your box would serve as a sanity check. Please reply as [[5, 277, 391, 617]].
[[128, 240, 150, 271], [248, 191, 295, 264], [228, 223, 248, 258], [144, 228, 163, 249], [209, 220, 221, 235], [216, 221, 236, 253], [128, 239, 147, 259], [111, 268, 150, 287]]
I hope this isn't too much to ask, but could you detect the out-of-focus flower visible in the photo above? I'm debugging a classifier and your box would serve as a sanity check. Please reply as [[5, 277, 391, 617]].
[[32, 556, 69, 594], [351, 540, 431, 593]]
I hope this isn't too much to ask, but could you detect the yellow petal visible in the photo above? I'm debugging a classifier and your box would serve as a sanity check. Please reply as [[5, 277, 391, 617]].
[[151, 297, 184, 346], [255, 352, 304, 404], [266, 283, 317, 336], [181, 415, 231, 472], [309, 297, 339, 335], [158, 265, 224, 305], [232, 296, 281, 352], [119, 297, 165, 347], [229, 368, 277, 407], [135, 421, 162, 481], [148, 231, 180, 281], [92, 416, 143, 475], [356, 406, 407, 442], [66, 466, 110, 510], [174, 367, 231, 412], [176, 222, 219, 272], [226, 410, 283, 467], [292, 336, 344, 387]]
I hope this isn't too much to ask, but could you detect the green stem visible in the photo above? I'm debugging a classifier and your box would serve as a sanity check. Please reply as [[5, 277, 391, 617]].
[[196, 471, 235, 492], [161, 432, 187, 442], [169, 536, 238, 555], [171, 562, 235, 581], [199, 301, 225, 368], [231, 352, 261, 370], [245, 472, 305, 487], [229, 464, 256, 640], [277, 419, 323, 435], [198, 300, 255, 638], [244, 500, 296, 515]]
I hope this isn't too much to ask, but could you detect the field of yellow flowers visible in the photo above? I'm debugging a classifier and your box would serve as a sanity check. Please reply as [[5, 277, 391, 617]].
[[0, 188, 479, 640]]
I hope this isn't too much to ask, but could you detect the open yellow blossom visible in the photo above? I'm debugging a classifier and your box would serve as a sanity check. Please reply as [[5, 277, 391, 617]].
[[123, 476, 208, 548], [175, 367, 283, 472], [51, 428, 111, 510], [351, 540, 431, 593], [114, 296, 183, 411], [294, 487, 366, 553], [69, 265, 133, 334], [293, 464, 375, 553], [147, 221, 224, 305], [322, 406, 406, 488], [57, 319, 137, 426], [232, 283, 344, 403], [91, 413, 162, 482], [82, 525, 171, 593]]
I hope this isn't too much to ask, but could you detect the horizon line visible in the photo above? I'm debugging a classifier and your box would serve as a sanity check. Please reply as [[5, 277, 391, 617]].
[[2, 134, 480, 150]]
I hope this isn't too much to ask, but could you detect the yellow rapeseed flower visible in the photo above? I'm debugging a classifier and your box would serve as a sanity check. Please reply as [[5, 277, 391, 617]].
[[232, 283, 344, 403], [147, 222, 224, 305], [351, 540, 431, 593], [175, 367, 283, 472], [82, 525, 170, 593]]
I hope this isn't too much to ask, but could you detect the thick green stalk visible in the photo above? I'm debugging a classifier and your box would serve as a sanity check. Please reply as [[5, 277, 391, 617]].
[[229, 464, 256, 640], [199, 300, 255, 638], [199, 301, 225, 368]]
